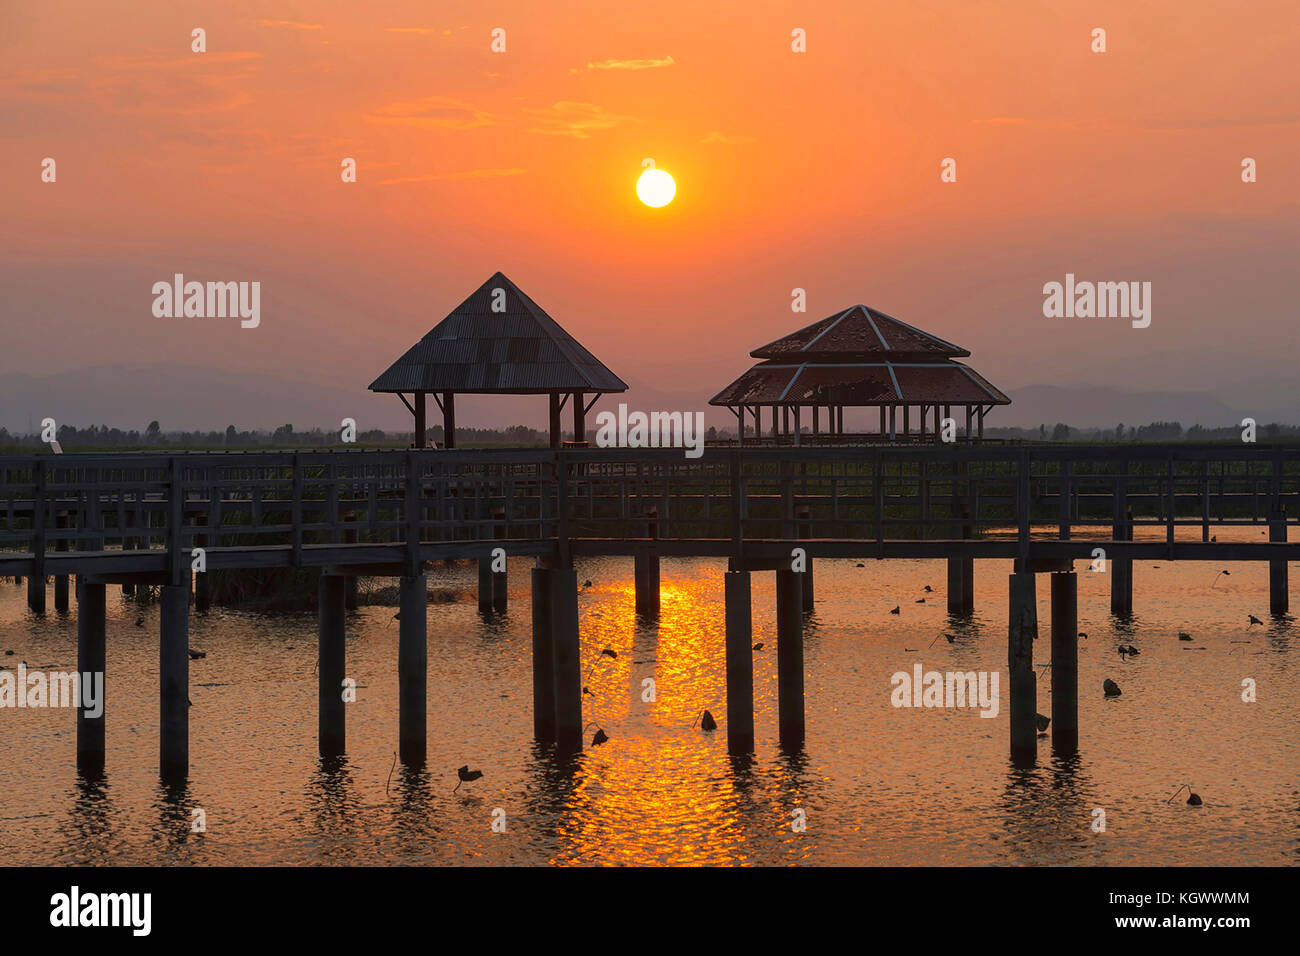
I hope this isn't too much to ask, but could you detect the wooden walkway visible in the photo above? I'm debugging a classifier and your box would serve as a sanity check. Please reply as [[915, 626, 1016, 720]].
[[2, 443, 1295, 779]]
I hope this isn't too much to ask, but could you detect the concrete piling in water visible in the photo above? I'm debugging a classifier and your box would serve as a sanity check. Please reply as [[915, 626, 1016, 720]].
[[1111, 505, 1133, 616], [478, 556, 493, 613], [343, 528, 358, 611], [54, 512, 69, 613], [1049, 571, 1078, 755], [159, 582, 189, 782], [317, 574, 347, 758], [194, 514, 210, 612], [1270, 507, 1288, 615], [775, 569, 805, 752], [724, 570, 755, 755], [530, 566, 556, 744], [1008, 569, 1038, 761], [634, 508, 660, 618], [398, 573, 427, 765], [550, 567, 582, 753], [491, 506, 508, 612], [76, 579, 106, 777], [796, 505, 814, 612]]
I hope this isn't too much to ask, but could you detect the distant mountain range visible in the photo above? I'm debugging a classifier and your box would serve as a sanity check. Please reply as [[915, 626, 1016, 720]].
[[0, 363, 1292, 434]]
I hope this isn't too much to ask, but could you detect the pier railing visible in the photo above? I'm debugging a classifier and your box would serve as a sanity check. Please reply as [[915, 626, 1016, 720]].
[[1, 443, 1298, 576]]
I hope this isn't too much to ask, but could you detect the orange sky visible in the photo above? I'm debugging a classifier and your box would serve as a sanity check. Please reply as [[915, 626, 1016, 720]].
[[2, 0, 1298, 430]]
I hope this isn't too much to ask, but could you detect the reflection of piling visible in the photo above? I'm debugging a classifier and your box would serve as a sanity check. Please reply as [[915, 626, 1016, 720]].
[[1270, 506, 1288, 615], [775, 569, 805, 751], [1008, 569, 1037, 761], [1049, 572, 1078, 755], [76, 580, 106, 777], [530, 566, 556, 744], [160, 582, 189, 782], [398, 574, 427, 765], [317, 574, 346, 757], [724, 570, 754, 755], [550, 567, 582, 753], [54, 512, 69, 613]]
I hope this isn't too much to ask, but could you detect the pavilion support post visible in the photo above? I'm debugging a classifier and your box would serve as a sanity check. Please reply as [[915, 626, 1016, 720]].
[[879, 406, 886, 436], [812, 406, 819, 436], [318, 574, 347, 758], [965, 406, 973, 440], [398, 573, 427, 766], [793, 406, 801, 446], [573, 393, 586, 444], [724, 570, 754, 755], [796, 504, 814, 612], [492, 506, 508, 612], [413, 391, 426, 448], [775, 569, 805, 751], [550, 567, 582, 754], [531, 566, 557, 744], [1008, 569, 1037, 761], [160, 582, 189, 783], [549, 393, 562, 449], [76, 580, 106, 777], [978, 407, 985, 439], [442, 391, 456, 449], [904, 405, 910, 436], [1270, 506, 1288, 615], [54, 512, 69, 613], [889, 406, 897, 442], [1050, 571, 1079, 755]]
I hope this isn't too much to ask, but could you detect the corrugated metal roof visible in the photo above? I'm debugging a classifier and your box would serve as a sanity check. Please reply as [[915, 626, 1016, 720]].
[[369, 272, 628, 394], [750, 305, 970, 359]]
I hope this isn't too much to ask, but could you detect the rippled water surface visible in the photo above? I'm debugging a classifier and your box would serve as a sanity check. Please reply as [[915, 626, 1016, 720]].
[[1, 526, 1296, 866]]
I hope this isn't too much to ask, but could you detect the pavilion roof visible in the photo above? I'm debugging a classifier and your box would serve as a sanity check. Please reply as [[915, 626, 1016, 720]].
[[369, 272, 627, 394]]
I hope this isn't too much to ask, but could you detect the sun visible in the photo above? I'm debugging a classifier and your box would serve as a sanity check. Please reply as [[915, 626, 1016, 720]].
[[636, 168, 676, 207]]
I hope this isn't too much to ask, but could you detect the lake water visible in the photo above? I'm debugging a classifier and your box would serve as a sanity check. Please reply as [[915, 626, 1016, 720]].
[[1, 525, 1295, 866]]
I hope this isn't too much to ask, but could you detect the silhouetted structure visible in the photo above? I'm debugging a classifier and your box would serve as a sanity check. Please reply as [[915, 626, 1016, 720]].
[[710, 304, 1010, 443], [369, 272, 627, 449]]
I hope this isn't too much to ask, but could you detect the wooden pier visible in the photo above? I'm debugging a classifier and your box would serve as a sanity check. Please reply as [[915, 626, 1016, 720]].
[[2, 442, 1296, 779]]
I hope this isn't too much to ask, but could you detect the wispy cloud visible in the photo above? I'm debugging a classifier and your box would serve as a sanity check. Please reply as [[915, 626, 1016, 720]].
[[571, 55, 675, 73], [386, 27, 434, 34], [524, 101, 641, 139], [365, 95, 495, 129], [701, 130, 754, 145], [379, 168, 525, 185], [257, 19, 324, 31]]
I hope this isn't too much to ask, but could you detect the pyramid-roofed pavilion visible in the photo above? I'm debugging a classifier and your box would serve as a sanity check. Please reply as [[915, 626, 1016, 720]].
[[709, 303, 1010, 444], [369, 272, 627, 447]]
